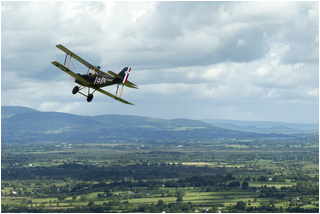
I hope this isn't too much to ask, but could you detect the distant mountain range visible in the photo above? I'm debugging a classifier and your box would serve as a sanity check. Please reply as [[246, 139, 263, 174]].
[[1, 106, 318, 144], [203, 119, 318, 134]]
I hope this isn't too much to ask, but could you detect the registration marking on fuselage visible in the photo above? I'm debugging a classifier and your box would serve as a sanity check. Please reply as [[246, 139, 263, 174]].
[[94, 76, 113, 85]]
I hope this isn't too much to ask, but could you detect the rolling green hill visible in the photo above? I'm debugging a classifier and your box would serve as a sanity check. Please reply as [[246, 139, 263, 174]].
[[2, 106, 313, 144]]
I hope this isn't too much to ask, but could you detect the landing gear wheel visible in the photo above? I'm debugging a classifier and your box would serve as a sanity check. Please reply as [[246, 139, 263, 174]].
[[87, 94, 93, 102], [72, 86, 79, 94]]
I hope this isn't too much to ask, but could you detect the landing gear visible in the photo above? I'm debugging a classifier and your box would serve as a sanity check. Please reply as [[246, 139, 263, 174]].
[[87, 94, 93, 102], [72, 85, 95, 102], [72, 86, 79, 94]]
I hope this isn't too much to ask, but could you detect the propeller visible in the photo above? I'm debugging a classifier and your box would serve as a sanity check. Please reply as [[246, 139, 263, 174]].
[[68, 77, 76, 86]]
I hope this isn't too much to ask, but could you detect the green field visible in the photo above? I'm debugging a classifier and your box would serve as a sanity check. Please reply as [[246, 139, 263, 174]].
[[1, 137, 319, 212]]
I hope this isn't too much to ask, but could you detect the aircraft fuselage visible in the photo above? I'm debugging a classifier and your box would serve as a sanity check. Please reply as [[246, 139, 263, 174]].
[[75, 74, 121, 88]]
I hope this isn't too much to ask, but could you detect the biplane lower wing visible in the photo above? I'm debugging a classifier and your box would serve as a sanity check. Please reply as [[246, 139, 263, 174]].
[[95, 88, 134, 105], [51, 61, 91, 87]]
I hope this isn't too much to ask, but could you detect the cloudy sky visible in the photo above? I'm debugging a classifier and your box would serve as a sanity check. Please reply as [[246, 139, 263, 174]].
[[2, 1, 319, 123]]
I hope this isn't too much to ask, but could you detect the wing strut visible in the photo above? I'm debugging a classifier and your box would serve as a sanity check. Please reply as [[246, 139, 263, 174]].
[[120, 85, 125, 98], [115, 84, 120, 96], [64, 53, 68, 66], [56, 44, 95, 70], [68, 54, 72, 69], [119, 67, 131, 98]]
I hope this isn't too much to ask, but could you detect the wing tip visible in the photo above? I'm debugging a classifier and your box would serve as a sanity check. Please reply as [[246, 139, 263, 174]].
[[115, 97, 134, 105]]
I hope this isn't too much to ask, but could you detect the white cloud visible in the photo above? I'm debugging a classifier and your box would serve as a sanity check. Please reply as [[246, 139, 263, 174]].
[[236, 39, 246, 48], [1, 1, 318, 123]]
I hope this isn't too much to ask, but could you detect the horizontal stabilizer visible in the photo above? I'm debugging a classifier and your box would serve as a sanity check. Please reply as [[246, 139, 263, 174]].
[[124, 81, 139, 89], [107, 71, 138, 89]]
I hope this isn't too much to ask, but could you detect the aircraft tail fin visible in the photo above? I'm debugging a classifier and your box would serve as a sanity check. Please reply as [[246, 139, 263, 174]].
[[117, 67, 128, 78], [115, 67, 132, 98], [118, 67, 131, 84]]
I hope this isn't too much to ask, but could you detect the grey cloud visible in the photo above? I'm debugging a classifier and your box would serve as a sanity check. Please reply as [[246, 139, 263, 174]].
[[1, 1, 318, 123]]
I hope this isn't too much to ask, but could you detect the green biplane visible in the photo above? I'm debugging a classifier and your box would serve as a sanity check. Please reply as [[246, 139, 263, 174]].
[[52, 44, 138, 105]]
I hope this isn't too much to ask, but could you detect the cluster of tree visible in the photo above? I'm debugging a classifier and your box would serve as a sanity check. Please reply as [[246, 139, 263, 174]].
[[224, 200, 319, 213], [2, 172, 319, 213], [2, 162, 228, 181], [3, 171, 319, 201], [3, 136, 318, 168], [2, 173, 241, 199], [133, 199, 194, 213], [2, 198, 195, 213], [3, 199, 318, 213]]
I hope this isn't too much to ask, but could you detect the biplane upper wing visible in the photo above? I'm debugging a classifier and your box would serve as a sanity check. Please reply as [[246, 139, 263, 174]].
[[107, 71, 122, 78], [95, 88, 134, 105], [51, 61, 91, 87], [56, 44, 95, 70]]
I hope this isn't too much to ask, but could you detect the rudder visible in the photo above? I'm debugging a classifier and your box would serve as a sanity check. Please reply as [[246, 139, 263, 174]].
[[118, 67, 129, 77]]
